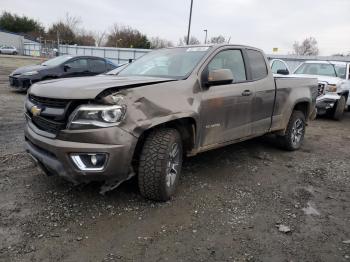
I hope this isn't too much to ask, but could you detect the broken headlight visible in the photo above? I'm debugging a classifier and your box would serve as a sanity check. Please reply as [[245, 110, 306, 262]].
[[67, 104, 126, 130], [326, 84, 337, 93]]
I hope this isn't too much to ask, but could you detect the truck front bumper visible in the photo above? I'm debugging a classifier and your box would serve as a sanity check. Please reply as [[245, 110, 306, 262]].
[[24, 123, 138, 185], [316, 93, 341, 115]]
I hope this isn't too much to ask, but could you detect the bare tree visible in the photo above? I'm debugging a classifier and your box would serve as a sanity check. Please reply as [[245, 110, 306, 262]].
[[106, 23, 150, 49], [75, 29, 95, 46], [210, 35, 226, 44], [47, 13, 82, 44], [64, 12, 81, 34], [150, 37, 174, 49], [178, 35, 200, 46], [47, 22, 76, 44], [293, 37, 319, 56], [94, 31, 106, 47]]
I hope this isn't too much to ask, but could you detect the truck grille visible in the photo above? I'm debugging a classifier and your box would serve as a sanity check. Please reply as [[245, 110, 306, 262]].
[[318, 83, 325, 97], [32, 116, 66, 134], [29, 94, 70, 108], [26, 95, 85, 135]]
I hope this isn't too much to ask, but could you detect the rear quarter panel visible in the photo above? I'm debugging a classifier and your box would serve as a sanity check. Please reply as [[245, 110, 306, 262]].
[[271, 76, 317, 132]]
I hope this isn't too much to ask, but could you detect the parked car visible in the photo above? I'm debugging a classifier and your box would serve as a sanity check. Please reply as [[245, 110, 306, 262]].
[[270, 59, 290, 75], [293, 61, 350, 120], [24, 44, 317, 201], [9, 55, 118, 91], [0, 45, 18, 55]]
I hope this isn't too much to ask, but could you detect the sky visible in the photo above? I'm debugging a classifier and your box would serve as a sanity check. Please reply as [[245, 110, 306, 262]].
[[1, 0, 350, 55]]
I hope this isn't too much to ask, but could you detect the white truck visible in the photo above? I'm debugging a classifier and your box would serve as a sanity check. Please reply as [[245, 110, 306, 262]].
[[293, 61, 350, 120]]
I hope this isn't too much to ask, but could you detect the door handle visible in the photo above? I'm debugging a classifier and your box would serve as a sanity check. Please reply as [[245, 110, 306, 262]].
[[242, 90, 252, 96]]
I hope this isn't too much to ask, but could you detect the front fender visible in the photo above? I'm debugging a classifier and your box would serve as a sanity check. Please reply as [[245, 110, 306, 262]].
[[130, 112, 199, 137]]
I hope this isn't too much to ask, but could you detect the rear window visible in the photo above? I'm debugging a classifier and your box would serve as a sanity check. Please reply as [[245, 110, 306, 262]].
[[89, 59, 106, 73], [246, 49, 268, 80]]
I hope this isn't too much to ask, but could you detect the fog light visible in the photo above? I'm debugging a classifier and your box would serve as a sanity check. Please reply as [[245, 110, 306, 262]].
[[91, 155, 97, 166], [71, 153, 108, 171]]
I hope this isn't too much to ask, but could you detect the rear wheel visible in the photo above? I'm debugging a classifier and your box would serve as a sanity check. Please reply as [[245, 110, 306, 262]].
[[138, 128, 183, 201], [332, 96, 346, 120], [278, 110, 306, 151]]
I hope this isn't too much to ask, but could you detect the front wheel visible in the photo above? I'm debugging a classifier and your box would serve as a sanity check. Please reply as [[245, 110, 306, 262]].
[[138, 128, 183, 201], [278, 110, 306, 151], [332, 96, 346, 120]]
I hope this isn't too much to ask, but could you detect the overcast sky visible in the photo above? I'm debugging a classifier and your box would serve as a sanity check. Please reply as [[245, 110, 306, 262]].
[[2, 0, 350, 55]]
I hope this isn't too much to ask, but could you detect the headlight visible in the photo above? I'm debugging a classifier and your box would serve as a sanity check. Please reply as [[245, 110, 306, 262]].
[[67, 104, 126, 130], [326, 84, 337, 92], [21, 71, 38, 76]]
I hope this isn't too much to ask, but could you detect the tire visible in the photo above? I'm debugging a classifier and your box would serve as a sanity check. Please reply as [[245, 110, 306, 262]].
[[332, 96, 346, 120], [138, 128, 183, 201], [278, 110, 306, 151], [13, 51, 17, 55]]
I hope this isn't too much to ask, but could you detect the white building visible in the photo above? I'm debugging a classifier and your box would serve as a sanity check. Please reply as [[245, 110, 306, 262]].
[[0, 29, 38, 55]]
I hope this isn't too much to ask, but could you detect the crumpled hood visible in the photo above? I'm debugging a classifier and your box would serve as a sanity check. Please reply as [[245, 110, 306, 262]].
[[29, 75, 175, 99], [11, 64, 48, 76]]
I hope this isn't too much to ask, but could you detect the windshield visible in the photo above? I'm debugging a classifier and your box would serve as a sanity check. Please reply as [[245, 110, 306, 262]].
[[334, 64, 347, 79], [118, 47, 210, 79], [42, 55, 73, 66], [294, 63, 338, 77]]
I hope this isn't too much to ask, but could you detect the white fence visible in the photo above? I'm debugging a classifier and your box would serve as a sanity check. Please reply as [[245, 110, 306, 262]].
[[23, 42, 350, 69], [23, 42, 41, 57], [267, 54, 350, 71], [23, 43, 150, 64], [59, 45, 150, 64]]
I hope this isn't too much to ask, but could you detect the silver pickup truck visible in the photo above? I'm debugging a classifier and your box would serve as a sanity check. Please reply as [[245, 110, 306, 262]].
[[293, 61, 350, 120], [24, 44, 317, 201]]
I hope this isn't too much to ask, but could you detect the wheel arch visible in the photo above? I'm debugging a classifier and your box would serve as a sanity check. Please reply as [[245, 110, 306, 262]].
[[131, 117, 197, 169], [292, 100, 310, 119]]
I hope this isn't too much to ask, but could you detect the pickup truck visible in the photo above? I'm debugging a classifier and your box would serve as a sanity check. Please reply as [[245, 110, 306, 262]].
[[24, 44, 317, 201], [293, 60, 350, 120]]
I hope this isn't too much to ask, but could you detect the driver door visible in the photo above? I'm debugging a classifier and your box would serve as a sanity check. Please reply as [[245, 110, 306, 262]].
[[199, 49, 254, 147], [62, 58, 90, 77]]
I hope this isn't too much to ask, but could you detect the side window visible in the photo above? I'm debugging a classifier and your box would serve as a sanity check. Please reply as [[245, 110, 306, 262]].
[[207, 49, 246, 82], [66, 59, 88, 70], [106, 61, 116, 71], [89, 59, 106, 73], [246, 50, 268, 80], [271, 60, 288, 74]]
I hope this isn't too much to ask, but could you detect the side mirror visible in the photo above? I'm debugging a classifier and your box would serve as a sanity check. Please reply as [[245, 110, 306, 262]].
[[63, 64, 71, 72], [276, 69, 289, 75], [207, 69, 234, 86]]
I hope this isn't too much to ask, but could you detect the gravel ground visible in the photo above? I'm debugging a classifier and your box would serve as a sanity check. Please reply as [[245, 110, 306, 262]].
[[0, 56, 349, 262]]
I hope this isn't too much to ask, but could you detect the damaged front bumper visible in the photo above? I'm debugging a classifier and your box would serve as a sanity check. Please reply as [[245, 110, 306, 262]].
[[24, 122, 138, 188], [316, 93, 341, 115]]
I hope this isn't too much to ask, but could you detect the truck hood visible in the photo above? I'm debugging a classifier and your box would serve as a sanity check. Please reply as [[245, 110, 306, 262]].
[[290, 74, 343, 85], [29, 75, 175, 99]]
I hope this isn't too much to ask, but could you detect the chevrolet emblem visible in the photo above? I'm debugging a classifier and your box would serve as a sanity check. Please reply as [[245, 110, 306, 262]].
[[31, 105, 42, 116]]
